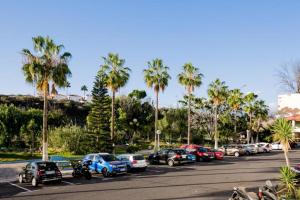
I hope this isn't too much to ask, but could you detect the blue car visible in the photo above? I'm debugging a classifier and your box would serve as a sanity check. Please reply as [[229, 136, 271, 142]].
[[83, 153, 127, 177]]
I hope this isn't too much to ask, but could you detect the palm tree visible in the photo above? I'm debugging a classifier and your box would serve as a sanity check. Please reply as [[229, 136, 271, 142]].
[[178, 63, 203, 145], [243, 92, 257, 143], [252, 100, 269, 142], [144, 59, 171, 150], [272, 118, 294, 167], [207, 79, 228, 149], [227, 89, 243, 134], [22, 36, 71, 161], [81, 85, 88, 99], [100, 53, 131, 143]]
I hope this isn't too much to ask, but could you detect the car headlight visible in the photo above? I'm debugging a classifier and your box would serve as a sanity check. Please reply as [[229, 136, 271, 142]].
[[203, 153, 208, 156]]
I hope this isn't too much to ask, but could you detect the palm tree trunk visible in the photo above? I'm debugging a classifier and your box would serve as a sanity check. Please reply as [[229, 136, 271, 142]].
[[234, 110, 237, 134], [155, 91, 159, 150], [111, 91, 115, 141], [214, 106, 218, 149], [284, 149, 290, 167], [42, 86, 48, 161], [31, 130, 34, 157], [187, 90, 191, 145]]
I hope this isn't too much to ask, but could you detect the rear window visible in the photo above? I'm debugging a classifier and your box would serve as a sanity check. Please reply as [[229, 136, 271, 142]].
[[198, 147, 207, 152], [37, 162, 58, 170], [173, 149, 186, 154], [133, 155, 144, 160]]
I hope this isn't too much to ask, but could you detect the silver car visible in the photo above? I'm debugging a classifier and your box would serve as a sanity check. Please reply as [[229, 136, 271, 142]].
[[117, 154, 147, 171]]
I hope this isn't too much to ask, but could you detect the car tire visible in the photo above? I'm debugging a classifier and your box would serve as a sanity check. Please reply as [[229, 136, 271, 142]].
[[167, 159, 174, 167], [57, 179, 62, 184], [31, 177, 38, 187], [127, 165, 131, 172], [234, 152, 240, 157], [102, 168, 110, 177], [246, 151, 250, 156], [85, 172, 92, 180], [19, 175, 23, 183]]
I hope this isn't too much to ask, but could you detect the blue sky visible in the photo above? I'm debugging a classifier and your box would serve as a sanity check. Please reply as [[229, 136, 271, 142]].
[[1, 0, 300, 110]]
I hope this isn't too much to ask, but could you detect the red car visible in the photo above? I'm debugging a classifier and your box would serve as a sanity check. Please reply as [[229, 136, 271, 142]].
[[180, 144, 214, 162], [206, 147, 224, 160]]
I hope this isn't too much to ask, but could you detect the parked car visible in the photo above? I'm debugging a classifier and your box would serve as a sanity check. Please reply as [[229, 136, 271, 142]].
[[117, 154, 147, 171], [219, 144, 246, 157], [49, 155, 72, 171], [271, 142, 282, 150], [243, 144, 258, 155], [257, 143, 272, 152], [18, 161, 62, 187], [148, 148, 189, 166], [206, 148, 224, 160], [181, 144, 214, 161], [83, 153, 127, 177]]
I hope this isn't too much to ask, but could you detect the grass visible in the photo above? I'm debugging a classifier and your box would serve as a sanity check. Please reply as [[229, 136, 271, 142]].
[[0, 152, 83, 162]]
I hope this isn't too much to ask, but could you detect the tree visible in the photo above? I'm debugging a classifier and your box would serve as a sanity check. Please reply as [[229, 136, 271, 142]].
[[277, 62, 300, 93], [81, 85, 88, 100], [243, 92, 258, 143], [227, 89, 243, 134], [87, 70, 112, 152], [207, 79, 228, 149], [22, 36, 72, 161], [272, 118, 293, 167], [128, 90, 147, 100], [100, 53, 131, 148], [178, 63, 203, 145], [144, 59, 171, 150], [252, 100, 269, 142]]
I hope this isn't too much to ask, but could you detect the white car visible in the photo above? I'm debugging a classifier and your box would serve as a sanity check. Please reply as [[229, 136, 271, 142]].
[[257, 143, 272, 152], [117, 154, 147, 171], [271, 142, 282, 150]]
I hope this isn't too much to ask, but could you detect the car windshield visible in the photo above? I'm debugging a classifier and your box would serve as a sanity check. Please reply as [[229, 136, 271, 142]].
[[101, 154, 117, 162], [37, 162, 58, 170], [133, 155, 144, 160], [198, 147, 207, 152]]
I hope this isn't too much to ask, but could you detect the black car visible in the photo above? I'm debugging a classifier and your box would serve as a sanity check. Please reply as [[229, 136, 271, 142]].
[[148, 148, 189, 167], [19, 161, 62, 187]]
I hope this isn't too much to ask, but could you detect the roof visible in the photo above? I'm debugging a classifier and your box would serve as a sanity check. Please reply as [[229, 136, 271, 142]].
[[286, 115, 300, 121]]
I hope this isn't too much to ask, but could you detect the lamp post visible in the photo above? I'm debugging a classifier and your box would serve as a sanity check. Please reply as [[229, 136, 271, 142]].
[[157, 130, 161, 150]]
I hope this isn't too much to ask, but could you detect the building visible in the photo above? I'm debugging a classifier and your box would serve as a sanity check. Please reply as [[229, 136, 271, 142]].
[[278, 93, 300, 142]]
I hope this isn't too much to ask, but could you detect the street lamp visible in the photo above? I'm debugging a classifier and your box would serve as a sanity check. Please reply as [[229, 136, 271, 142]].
[[156, 130, 161, 150]]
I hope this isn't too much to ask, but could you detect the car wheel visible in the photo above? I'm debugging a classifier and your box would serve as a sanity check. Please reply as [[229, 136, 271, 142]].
[[85, 172, 92, 180], [102, 168, 110, 177], [167, 159, 174, 167], [31, 177, 38, 187], [57, 179, 62, 184], [127, 165, 131, 172], [19, 175, 23, 183], [246, 151, 250, 156], [234, 152, 240, 157]]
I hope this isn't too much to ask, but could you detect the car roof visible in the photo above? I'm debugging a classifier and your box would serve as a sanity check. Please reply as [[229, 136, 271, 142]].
[[117, 154, 143, 156]]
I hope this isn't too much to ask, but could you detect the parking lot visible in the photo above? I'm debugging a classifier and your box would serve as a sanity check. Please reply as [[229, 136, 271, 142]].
[[1, 150, 299, 200]]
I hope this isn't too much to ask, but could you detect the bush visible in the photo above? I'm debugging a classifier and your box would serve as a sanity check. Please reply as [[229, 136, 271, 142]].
[[126, 144, 141, 153]]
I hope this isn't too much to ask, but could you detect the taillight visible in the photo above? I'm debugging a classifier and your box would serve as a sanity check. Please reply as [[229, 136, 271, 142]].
[[258, 188, 263, 199], [37, 170, 45, 176], [132, 160, 137, 164], [175, 154, 181, 159]]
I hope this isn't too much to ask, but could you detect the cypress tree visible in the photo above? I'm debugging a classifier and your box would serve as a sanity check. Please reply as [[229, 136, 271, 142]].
[[87, 70, 112, 152]]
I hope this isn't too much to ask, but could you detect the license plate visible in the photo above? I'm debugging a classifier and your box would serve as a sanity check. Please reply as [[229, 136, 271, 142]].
[[120, 168, 126, 171], [182, 155, 187, 158], [46, 171, 55, 175]]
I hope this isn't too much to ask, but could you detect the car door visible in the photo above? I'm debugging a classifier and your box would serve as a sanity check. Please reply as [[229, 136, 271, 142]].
[[24, 163, 32, 182]]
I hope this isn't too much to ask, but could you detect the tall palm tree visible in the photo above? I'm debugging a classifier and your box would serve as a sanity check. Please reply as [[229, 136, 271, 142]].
[[22, 36, 71, 161], [144, 59, 171, 150], [81, 85, 88, 99], [243, 92, 257, 143], [227, 89, 243, 134], [207, 79, 228, 149], [100, 53, 131, 143], [272, 118, 294, 167], [252, 100, 269, 142], [178, 63, 203, 145]]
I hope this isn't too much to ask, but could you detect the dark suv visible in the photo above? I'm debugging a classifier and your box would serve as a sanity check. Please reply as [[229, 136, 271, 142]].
[[19, 161, 62, 187], [148, 148, 189, 167]]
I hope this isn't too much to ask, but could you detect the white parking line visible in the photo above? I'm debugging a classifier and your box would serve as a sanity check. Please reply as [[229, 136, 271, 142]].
[[62, 181, 75, 185], [8, 182, 32, 192]]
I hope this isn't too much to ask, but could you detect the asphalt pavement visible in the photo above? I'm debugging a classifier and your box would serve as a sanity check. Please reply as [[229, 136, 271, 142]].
[[1, 150, 299, 200]]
